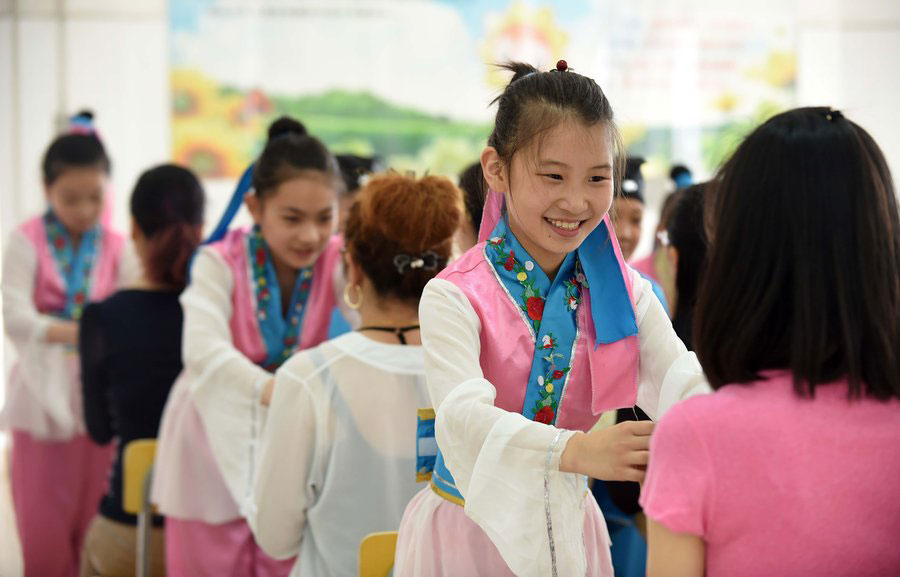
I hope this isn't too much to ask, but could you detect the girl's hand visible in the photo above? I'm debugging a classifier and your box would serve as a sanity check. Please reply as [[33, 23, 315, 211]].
[[560, 420, 654, 482], [47, 321, 79, 346], [260, 378, 275, 406]]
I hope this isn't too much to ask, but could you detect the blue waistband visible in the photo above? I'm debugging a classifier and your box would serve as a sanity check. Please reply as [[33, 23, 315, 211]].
[[430, 450, 464, 505], [416, 408, 464, 506]]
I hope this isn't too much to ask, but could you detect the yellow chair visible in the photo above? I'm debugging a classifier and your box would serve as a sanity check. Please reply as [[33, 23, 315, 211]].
[[359, 531, 398, 577], [122, 439, 157, 577]]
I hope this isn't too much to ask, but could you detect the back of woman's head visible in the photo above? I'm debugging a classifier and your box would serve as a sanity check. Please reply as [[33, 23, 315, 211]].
[[253, 116, 342, 198], [695, 107, 900, 399], [488, 61, 623, 186], [666, 183, 707, 348], [131, 164, 205, 290], [344, 173, 462, 303]]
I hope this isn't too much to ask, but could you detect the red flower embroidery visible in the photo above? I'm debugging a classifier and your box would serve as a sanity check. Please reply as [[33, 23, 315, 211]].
[[504, 257, 515, 271], [553, 370, 564, 380], [260, 288, 270, 300], [300, 282, 310, 292], [526, 297, 544, 320], [256, 249, 266, 266], [74, 293, 85, 305], [284, 336, 296, 346], [535, 406, 554, 424], [55, 236, 65, 249]]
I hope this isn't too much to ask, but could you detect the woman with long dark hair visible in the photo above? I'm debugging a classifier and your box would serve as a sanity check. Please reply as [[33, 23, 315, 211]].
[[79, 164, 205, 577]]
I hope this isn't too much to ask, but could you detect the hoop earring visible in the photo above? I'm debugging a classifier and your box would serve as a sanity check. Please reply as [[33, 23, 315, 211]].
[[343, 283, 363, 310]]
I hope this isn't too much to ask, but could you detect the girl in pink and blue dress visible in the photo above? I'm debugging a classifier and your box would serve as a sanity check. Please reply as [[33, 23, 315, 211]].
[[153, 116, 350, 577], [641, 107, 900, 577], [393, 61, 708, 577], [2, 112, 132, 577]]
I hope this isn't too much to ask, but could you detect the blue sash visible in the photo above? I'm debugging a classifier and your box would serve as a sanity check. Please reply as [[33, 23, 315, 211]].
[[247, 226, 313, 370], [44, 211, 101, 320]]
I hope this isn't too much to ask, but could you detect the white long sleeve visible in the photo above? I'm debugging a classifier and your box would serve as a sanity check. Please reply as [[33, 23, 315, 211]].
[[249, 359, 317, 561], [184, 247, 272, 507], [420, 273, 708, 577], [1, 230, 81, 438], [2, 230, 54, 346]]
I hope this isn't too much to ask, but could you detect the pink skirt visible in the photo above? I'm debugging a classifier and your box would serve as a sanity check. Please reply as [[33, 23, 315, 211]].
[[165, 516, 295, 577], [394, 486, 613, 576]]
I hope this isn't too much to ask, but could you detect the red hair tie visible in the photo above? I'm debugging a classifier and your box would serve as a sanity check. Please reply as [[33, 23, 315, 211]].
[[556, 59, 568, 72]]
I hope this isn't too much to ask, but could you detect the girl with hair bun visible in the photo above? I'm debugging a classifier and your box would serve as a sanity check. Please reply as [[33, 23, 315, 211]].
[[1, 111, 134, 577], [249, 172, 462, 577], [153, 116, 350, 577], [78, 163, 205, 577], [393, 62, 707, 577]]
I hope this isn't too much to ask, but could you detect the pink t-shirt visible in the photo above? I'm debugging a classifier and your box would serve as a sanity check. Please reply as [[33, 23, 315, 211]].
[[640, 371, 900, 577]]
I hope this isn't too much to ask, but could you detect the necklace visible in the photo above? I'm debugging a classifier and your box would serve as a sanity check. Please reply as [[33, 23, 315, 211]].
[[357, 325, 420, 345]]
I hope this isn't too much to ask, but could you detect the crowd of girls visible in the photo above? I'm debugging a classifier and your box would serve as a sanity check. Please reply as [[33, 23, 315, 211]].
[[3, 59, 898, 577]]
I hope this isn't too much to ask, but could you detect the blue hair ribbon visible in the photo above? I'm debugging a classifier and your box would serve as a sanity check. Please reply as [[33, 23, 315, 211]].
[[205, 162, 255, 244]]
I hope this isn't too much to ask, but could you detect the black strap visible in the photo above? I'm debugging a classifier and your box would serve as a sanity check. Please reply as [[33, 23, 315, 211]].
[[357, 325, 420, 345]]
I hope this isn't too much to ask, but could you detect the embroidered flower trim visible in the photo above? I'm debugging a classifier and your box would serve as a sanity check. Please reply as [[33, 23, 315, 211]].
[[488, 234, 587, 423], [249, 227, 312, 370], [45, 213, 98, 320]]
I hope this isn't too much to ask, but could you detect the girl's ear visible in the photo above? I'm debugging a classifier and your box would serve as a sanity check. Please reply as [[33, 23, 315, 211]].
[[481, 146, 507, 193], [245, 194, 262, 224]]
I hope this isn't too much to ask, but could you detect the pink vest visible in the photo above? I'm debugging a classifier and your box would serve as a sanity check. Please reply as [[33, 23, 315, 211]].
[[209, 228, 341, 360], [20, 215, 124, 313], [153, 228, 342, 522], [438, 244, 641, 430], [4, 216, 123, 439]]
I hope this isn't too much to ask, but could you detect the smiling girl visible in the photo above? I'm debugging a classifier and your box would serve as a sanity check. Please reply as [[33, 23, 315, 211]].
[[153, 117, 348, 577], [393, 62, 708, 577]]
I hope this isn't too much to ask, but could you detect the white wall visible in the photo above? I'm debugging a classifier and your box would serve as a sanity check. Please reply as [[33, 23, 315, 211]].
[[796, 0, 900, 178], [1, 0, 169, 238]]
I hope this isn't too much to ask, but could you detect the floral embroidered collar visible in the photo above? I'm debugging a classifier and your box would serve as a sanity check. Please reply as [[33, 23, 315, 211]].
[[44, 211, 101, 320], [485, 218, 587, 425], [248, 226, 314, 370]]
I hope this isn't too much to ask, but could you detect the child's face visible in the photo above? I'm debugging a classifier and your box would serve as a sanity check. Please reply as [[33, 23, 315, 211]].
[[498, 120, 614, 270], [45, 166, 106, 235], [248, 175, 336, 271], [612, 196, 644, 261]]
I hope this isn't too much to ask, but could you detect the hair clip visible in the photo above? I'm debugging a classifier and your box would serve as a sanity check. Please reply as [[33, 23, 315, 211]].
[[555, 59, 568, 72], [622, 179, 639, 193], [825, 108, 844, 122], [68, 113, 95, 135], [394, 251, 441, 274]]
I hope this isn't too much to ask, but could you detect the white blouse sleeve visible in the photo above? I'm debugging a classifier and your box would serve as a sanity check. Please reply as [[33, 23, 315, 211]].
[[184, 247, 273, 507], [631, 270, 711, 420], [2, 230, 54, 346], [420, 278, 585, 577], [2, 230, 80, 438], [248, 355, 320, 559]]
